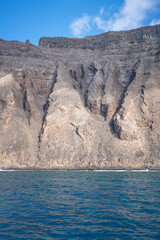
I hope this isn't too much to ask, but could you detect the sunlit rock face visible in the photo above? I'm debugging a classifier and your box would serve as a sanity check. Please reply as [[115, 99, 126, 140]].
[[0, 25, 160, 169]]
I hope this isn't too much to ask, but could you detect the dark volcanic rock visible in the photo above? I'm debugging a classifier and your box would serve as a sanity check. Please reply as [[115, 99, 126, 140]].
[[39, 25, 160, 49], [0, 25, 160, 169]]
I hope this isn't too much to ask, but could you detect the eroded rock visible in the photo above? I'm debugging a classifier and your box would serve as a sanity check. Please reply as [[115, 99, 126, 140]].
[[0, 25, 160, 169]]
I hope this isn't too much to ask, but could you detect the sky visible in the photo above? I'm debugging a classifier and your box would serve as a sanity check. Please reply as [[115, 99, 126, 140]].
[[0, 0, 160, 45]]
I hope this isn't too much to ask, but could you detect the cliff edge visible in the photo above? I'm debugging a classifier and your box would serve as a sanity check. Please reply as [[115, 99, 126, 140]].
[[0, 25, 160, 169]]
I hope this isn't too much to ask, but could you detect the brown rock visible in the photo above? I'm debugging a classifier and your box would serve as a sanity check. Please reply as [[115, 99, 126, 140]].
[[0, 25, 160, 169]]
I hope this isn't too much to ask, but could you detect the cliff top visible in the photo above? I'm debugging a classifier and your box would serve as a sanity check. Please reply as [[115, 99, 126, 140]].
[[0, 24, 160, 57], [39, 24, 160, 49]]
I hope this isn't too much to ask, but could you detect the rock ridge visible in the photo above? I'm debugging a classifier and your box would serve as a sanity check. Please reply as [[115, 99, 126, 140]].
[[39, 25, 160, 49]]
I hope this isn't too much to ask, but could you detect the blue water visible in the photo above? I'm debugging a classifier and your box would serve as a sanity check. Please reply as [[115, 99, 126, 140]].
[[0, 171, 160, 240]]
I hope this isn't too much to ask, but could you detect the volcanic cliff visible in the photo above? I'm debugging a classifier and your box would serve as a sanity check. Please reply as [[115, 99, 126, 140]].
[[0, 25, 160, 169]]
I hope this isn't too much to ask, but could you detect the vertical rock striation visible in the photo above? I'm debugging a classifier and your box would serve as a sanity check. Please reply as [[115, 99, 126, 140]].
[[0, 25, 160, 169]]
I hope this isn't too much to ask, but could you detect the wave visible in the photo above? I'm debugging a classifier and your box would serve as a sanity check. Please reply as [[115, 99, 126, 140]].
[[0, 169, 17, 171], [0, 168, 158, 172]]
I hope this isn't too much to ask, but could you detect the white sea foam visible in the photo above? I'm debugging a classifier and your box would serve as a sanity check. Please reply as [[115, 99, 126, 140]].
[[0, 169, 17, 171], [133, 169, 150, 172], [92, 169, 154, 172], [93, 170, 127, 172], [0, 168, 158, 172]]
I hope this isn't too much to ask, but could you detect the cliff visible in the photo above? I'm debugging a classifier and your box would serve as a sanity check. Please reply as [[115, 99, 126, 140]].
[[0, 25, 160, 169]]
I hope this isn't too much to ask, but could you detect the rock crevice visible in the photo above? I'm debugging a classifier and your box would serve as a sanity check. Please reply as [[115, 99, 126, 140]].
[[0, 24, 160, 169], [38, 68, 58, 147]]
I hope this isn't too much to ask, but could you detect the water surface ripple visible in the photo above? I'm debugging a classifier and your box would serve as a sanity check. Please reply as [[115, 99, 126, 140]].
[[0, 171, 160, 239]]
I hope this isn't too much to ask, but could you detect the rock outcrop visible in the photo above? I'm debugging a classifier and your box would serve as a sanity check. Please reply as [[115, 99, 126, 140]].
[[0, 25, 160, 169]]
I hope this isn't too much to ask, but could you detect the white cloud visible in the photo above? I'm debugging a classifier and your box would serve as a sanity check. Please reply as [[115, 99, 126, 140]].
[[69, 14, 91, 37], [93, 17, 108, 31], [94, 0, 158, 32], [150, 18, 160, 26], [99, 7, 104, 16], [69, 0, 160, 37]]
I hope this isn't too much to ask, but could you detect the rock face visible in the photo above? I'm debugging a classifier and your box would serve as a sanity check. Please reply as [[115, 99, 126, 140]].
[[0, 25, 160, 169]]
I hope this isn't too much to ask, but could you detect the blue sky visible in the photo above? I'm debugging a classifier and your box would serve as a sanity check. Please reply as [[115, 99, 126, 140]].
[[0, 0, 160, 45]]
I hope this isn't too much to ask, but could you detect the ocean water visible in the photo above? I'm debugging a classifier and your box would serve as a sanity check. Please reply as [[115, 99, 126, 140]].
[[0, 171, 160, 240]]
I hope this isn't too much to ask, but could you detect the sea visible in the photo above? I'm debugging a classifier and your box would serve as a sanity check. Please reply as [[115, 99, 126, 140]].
[[0, 170, 160, 240]]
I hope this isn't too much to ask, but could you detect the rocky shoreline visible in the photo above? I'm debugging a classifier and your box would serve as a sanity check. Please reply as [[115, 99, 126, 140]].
[[1, 166, 160, 171]]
